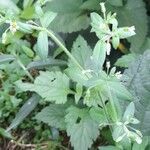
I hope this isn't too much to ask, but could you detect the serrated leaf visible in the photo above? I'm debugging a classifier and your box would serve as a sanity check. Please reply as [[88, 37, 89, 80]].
[[37, 31, 48, 59], [49, 12, 90, 33], [16, 71, 70, 104], [65, 67, 88, 85], [40, 11, 57, 28], [65, 106, 99, 150], [123, 49, 150, 135], [27, 58, 67, 69], [66, 36, 92, 85], [69, 35, 92, 68], [106, 0, 148, 53], [45, 0, 90, 32], [115, 53, 138, 68], [89, 107, 107, 125], [0, 54, 15, 64], [35, 104, 69, 130], [7, 94, 40, 131]]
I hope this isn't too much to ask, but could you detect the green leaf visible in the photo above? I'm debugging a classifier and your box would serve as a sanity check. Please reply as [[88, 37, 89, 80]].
[[40, 11, 57, 28], [123, 49, 150, 135], [0, 0, 20, 14], [23, 0, 34, 9], [65, 67, 88, 85], [18, 22, 33, 33], [66, 36, 92, 85], [16, 71, 70, 104], [0, 127, 12, 139], [91, 40, 107, 70], [75, 83, 83, 104], [80, 0, 100, 10], [108, 0, 123, 7], [65, 106, 99, 150], [69, 35, 92, 68], [45, 0, 90, 33], [35, 104, 69, 130], [112, 35, 120, 49], [27, 57, 67, 69], [20, 5, 35, 19], [84, 86, 104, 107], [115, 53, 138, 68], [0, 54, 15, 64], [90, 12, 107, 39], [99, 146, 120, 150], [46, 0, 82, 13], [22, 45, 34, 58], [106, 0, 148, 53], [123, 102, 135, 121], [132, 136, 150, 150], [7, 94, 40, 131], [37, 31, 49, 59], [89, 107, 107, 125], [49, 12, 90, 33]]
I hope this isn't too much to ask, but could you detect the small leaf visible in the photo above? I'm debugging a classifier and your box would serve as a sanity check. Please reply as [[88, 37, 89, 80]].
[[115, 53, 138, 68], [117, 26, 136, 39], [27, 58, 67, 69], [75, 83, 83, 103], [36, 104, 69, 130], [18, 22, 33, 33], [7, 94, 40, 131], [0, 54, 15, 64], [91, 40, 107, 70], [0, 127, 12, 139], [37, 31, 49, 59], [22, 45, 34, 58], [123, 102, 135, 121], [69, 35, 92, 68], [40, 11, 57, 28], [112, 125, 125, 142], [112, 35, 120, 49]]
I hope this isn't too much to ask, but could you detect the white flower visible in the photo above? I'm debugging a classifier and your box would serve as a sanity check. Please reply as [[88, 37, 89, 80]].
[[115, 71, 122, 79], [100, 2, 106, 14], [106, 42, 111, 55], [106, 61, 110, 70], [2, 32, 7, 44], [9, 21, 19, 34]]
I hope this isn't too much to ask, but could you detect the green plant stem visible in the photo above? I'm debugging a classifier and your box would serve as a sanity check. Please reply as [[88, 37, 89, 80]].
[[45, 29, 84, 71], [98, 92, 113, 132], [31, 25, 84, 71], [106, 81, 118, 122], [17, 59, 34, 81]]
